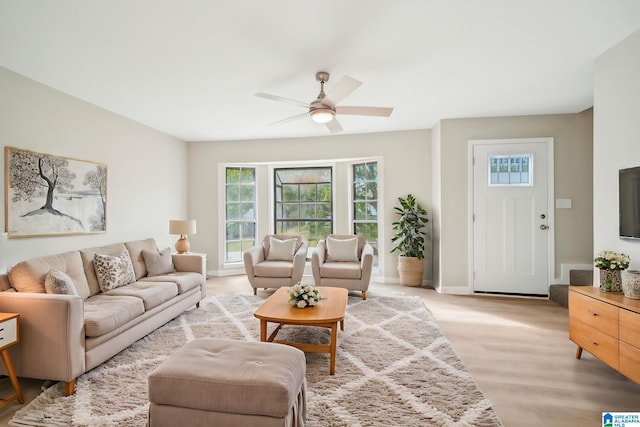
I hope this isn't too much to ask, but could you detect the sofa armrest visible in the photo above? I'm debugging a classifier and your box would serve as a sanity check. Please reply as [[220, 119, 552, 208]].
[[0, 292, 85, 383], [311, 240, 326, 283], [172, 253, 206, 285], [292, 242, 308, 284], [360, 243, 374, 284], [243, 245, 265, 286]]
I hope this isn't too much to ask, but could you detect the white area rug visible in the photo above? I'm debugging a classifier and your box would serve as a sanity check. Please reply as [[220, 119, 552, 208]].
[[10, 294, 502, 426]]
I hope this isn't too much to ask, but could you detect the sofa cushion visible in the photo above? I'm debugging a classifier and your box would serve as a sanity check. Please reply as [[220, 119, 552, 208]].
[[266, 237, 297, 261], [326, 236, 359, 262], [44, 269, 78, 295], [140, 272, 202, 294], [8, 250, 91, 298], [142, 247, 176, 277], [84, 294, 146, 337], [125, 238, 159, 279], [320, 262, 362, 279], [94, 251, 136, 292], [106, 281, 178, 310], [254, 261, 293, 278], [81, 243, 128, 296]]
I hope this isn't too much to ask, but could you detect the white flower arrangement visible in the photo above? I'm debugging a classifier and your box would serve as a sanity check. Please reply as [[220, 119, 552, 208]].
[[594, 250, 630, 271], [288, 283, 325, 308]]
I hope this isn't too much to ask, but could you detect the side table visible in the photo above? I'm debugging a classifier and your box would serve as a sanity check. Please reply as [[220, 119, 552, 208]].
[[0, 313, 23, 407]]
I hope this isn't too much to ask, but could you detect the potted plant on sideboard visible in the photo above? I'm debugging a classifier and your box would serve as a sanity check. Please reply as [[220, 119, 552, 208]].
[[391, 194, 429, 286]]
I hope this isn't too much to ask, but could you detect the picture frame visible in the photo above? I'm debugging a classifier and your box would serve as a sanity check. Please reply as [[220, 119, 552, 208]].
[[4, 146, 107, 238]]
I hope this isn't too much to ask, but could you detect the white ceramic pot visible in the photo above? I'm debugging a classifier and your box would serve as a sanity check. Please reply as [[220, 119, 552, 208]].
[[621, 269, 640, 299]]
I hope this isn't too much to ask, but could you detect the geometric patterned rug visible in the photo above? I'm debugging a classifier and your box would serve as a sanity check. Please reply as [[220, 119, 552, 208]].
[[10, 293, 502, 426]]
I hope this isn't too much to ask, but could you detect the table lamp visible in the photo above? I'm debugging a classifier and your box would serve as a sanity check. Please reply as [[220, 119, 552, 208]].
[[169, 220, 196, 254]]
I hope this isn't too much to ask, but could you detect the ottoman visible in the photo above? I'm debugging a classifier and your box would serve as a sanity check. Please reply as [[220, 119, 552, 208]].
[[148, 338, 307, 427]]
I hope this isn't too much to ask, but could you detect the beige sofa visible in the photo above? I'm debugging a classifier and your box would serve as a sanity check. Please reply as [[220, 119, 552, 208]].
[[0, 238, 206, 396]]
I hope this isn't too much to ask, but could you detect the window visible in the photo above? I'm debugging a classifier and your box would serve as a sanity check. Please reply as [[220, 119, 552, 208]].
[[353, 162, 378, 265], [489, 155, 532, 186], [225, 167, 256, 262], [274, 167, 332, 247]]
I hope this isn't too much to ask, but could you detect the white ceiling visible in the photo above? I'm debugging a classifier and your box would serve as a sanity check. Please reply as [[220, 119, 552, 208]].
[[1, 1, 640, 142]]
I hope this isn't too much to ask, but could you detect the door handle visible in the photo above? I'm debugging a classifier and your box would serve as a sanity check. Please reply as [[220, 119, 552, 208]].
[[540, 224, 549, 230]]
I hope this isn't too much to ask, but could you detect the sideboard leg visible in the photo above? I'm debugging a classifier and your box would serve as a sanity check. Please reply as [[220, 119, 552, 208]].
[[575, 345, 583, 359]]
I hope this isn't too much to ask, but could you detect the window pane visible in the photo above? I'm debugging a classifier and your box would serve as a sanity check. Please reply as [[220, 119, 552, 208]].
[[226, 203, 240, 220], [352, 161, 378, 267], [226, 185, 240, 202], [300, 184, 316, 201], [226, 222, 239, 240], [284, 204, 299, 219], [274, 167, 333, 247], [240, 168, 255, 183], [489, 155, 533, 186], [225, 167, 256, 263]]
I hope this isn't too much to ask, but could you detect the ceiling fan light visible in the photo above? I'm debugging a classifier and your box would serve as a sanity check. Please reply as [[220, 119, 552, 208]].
[[311, 109, 335, 123]]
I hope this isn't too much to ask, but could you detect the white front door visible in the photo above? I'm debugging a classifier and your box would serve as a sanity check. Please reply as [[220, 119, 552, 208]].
[[472, 139, 552, 295]]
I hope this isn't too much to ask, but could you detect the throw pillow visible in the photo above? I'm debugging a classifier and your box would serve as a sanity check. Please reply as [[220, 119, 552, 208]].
[[266, 237, 297, 261], [142, 247, 176, 277], [94, 251, 136, 292], [44, 269, 79, 295], [326, 236, 359, 262]]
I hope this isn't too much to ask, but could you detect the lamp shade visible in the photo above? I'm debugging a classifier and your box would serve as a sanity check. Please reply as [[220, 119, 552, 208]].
[[169, 220, 196, 236]]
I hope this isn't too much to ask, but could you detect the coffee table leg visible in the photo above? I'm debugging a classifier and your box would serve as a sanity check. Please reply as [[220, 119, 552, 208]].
[[330, 322, 338, 375], [260, 320, 267, 342]]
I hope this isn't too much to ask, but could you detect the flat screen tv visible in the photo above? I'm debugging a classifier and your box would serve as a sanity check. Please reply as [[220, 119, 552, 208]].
[[619, 166, 640, 239]]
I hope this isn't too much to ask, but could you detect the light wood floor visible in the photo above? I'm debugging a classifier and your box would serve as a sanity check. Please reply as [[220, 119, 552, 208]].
[[0, 275, 638, 426]]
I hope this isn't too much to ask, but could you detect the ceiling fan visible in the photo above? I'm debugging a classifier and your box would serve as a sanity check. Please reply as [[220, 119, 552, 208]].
[[255, 71, 393, 134]]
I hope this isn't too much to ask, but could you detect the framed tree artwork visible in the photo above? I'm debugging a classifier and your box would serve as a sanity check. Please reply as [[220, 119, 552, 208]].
[[5, 146, 107, 238]]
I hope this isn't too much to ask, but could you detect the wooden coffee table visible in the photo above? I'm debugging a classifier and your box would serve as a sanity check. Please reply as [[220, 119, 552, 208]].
[[254, 286, 348, 375]]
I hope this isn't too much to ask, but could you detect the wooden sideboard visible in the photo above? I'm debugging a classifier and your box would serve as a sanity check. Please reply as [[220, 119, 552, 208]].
[[569, 286, 640, 383]]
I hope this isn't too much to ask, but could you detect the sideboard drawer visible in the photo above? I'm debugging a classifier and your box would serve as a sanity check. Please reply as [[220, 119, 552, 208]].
[[619, 341, 640, 384], [0, 316, 18, 351], [570, 318, 619, 370], [569, 291, 618, 337], [620, 308, 640, 348]]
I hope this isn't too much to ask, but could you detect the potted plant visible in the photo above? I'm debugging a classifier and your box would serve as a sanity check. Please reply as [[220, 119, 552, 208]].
[[391, 194, 429, 286]]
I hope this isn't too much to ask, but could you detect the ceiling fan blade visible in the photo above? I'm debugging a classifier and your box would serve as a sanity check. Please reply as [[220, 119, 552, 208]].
[[269, 112, 309, 126], [322, 76, 362, 107], [336, 106, 394, 117], [325, 117, 343, 134], [255, 92, 309, 109]]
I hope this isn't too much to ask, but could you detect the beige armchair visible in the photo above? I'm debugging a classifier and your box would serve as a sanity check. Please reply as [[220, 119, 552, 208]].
[[243, 234, 308, 295], [311, 234, 373, 300]]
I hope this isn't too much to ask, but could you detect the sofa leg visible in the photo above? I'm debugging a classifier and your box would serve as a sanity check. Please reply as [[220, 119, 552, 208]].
[[196, 301, 200, 308], [65, 380, 75, 396], [362, 291, 367, 300]]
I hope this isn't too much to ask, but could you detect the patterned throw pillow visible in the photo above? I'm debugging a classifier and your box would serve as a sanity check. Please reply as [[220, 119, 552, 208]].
[[44, 269, 79, 295], [94, 251, 136, 293], [142, 247, 176, 277]]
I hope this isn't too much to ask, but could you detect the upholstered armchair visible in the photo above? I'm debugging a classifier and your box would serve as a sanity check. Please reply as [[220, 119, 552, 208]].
[[243, 234, 308, 295], [311, 234, 373, 300]]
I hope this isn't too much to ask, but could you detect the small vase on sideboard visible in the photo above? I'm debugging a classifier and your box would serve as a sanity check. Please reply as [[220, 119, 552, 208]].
[[622, 269, 640, 299], [599, 269, 622, 292]]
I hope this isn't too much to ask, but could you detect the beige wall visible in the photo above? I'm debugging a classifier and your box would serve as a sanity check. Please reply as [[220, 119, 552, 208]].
[[434, 111, 594, 293], [187, 130, 432, 282], [594, 29, 640, 274], [0, 67, 188, 268]]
